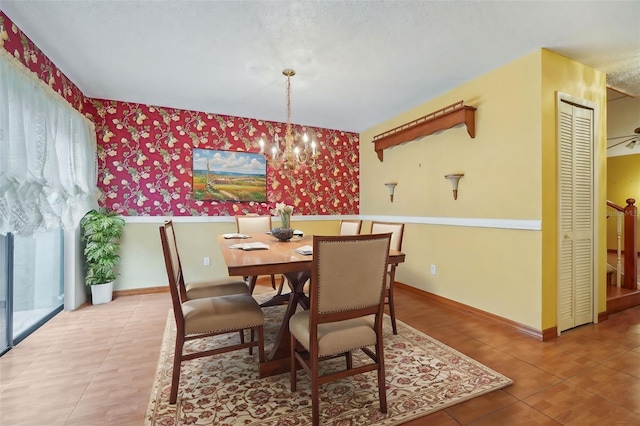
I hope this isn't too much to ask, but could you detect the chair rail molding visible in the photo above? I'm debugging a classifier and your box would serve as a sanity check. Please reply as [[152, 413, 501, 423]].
[[120, 215, 541, 230]]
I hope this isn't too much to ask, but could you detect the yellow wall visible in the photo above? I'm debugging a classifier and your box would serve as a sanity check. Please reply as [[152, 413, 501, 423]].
[[606, 154, 640, 250], [361, 53, 542, 219], [360, 48, 607, 331], [361, 50, 544, 329]]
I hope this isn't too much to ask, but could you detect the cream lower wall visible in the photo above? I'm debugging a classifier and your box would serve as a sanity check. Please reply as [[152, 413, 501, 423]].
[[117, 222, 234, 290], [113, 218, 347, 291], [115, 216, 542, 328]]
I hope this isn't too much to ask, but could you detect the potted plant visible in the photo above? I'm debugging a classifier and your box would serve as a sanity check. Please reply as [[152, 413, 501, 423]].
[[80, 209, 125, 304]]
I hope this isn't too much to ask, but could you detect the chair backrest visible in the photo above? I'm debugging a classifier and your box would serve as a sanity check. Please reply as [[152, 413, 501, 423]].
[[311, 233, 391, 320], [159, 223, 186, 332], [371, 221, 404, 251], [236, 215, 272, 234], [339, 219, 362, 235], [162, 220, 188, 302]]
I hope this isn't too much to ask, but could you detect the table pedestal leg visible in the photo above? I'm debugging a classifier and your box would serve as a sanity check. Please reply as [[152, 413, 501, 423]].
[[259, 270, 310, 378]]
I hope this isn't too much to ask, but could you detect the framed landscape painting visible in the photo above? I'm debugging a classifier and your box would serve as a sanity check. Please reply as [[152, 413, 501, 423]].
[[192, 149, 267, 202]]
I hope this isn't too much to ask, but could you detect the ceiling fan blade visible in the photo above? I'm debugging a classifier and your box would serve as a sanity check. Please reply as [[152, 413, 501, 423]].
[[607, 136, 638, 149], [607, 134, 636, 140]]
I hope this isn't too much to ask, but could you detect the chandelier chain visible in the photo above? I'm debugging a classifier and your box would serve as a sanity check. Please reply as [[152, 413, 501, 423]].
[[257, 68, 318, 170], [286, 73, 292, 143]]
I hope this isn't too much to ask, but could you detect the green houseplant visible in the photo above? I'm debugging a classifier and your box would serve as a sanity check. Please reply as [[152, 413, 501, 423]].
[[80, 209, 125, 304]]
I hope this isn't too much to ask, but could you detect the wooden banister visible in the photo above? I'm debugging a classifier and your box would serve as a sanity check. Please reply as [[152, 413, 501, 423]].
[[607, 200, 624, 213], [623, 198, 638, 289]]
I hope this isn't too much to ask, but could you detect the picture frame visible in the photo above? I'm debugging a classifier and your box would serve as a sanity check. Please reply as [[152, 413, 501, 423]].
[[192, 149, 267, 202]]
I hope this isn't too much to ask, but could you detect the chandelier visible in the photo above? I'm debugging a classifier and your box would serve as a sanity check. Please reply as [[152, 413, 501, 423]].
[[258, 69, 319, 170]]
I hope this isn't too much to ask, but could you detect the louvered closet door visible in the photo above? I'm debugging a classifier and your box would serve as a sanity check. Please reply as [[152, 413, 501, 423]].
[[557, 101, 594, 333]]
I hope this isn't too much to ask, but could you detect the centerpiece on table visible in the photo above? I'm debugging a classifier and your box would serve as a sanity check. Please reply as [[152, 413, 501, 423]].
[[271, 202, 294, 241]]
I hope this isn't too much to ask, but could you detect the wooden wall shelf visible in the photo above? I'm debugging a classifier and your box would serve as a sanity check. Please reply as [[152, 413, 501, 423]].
[[372, 101, 476, 161]]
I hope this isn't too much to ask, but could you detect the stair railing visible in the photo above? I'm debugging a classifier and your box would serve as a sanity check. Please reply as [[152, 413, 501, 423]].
[[607, 198, 638, 289], [608, 204, 624, 287]]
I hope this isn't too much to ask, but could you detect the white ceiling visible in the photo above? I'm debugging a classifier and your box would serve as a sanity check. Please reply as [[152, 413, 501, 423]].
[[2, 1, 639, 133]]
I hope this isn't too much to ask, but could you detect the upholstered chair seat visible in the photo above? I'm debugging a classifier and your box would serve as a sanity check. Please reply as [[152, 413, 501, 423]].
[[182, 294, 264, 335], [289, 311, 376, 357]]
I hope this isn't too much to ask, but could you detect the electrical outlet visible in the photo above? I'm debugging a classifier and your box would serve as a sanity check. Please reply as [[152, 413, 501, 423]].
[[430, 264, 437, 275], [203, 256, 210, 266]]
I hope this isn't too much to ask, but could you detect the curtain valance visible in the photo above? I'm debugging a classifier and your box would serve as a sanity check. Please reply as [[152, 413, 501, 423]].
[[0, 52, 98, 236]]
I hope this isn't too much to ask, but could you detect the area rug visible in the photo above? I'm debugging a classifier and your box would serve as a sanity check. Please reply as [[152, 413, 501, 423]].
[[145, 295, 512, 425]]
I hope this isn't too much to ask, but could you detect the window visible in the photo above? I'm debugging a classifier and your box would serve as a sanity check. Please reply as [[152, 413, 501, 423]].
[[0, 229, 64, 354]]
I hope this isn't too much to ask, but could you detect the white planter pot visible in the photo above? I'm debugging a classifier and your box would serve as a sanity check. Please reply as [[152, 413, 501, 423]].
[[91, 281, 114, 305]]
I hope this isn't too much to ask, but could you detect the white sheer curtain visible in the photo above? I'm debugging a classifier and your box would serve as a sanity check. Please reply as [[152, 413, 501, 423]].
[[0, 52, 98, 237]]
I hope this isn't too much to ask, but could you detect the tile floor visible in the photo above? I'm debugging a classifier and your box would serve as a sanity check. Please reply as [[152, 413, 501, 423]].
[[1, 282, 639, 425]]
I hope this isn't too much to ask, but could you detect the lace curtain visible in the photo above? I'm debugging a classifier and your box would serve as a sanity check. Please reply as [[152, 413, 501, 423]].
[[0, 53, 98, 236]]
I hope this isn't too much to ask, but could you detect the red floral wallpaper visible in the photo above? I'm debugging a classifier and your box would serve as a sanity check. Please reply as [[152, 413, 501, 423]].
[[90, 100, 359, 216], [0, 12, 90, 115], [2, 12, 360, 217]]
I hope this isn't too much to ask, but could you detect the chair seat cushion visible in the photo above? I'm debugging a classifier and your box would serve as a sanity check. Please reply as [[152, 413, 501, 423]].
[[289, 310, 376, 357], [183, 294, 263, 335], [186, 279, 249, 299]]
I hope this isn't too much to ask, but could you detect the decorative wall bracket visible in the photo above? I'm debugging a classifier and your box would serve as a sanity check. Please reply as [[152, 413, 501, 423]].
[[384, 182, 397, 202], [444, 173, 464, 200], [372, 101, 476, 161]]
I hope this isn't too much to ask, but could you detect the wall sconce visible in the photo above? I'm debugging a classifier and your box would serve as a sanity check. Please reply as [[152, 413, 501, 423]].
[[444, 173, 464, 200], [384, 182, 397, 203]]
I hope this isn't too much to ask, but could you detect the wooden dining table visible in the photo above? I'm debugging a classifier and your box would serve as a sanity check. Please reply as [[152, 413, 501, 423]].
[[218, 232, 406, 378]]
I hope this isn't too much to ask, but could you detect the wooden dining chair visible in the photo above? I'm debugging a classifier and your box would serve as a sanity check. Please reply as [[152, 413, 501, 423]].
[[235, 215, 284, 294], [338, 219, 362, 235], [164, 220, 249, 301], [159, 223, 265, 404], [289, 233, 392, 426], [164, 220, 253, 351], [371, 221, 405, 334]]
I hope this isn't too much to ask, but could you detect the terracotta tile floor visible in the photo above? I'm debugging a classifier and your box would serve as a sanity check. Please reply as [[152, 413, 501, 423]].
[[1, 283, 639, 425]]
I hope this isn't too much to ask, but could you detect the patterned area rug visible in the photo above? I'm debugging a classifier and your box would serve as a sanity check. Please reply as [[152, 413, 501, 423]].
[[145, 295, 512, 425]]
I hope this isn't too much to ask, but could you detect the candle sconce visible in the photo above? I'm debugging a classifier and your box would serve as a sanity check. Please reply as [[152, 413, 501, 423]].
[[384, 182, 398, 203], [444, 173, 464, 200]]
